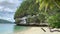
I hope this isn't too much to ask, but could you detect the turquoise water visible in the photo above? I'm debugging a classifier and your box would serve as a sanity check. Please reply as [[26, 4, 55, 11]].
[[0, 24, 29, 34]]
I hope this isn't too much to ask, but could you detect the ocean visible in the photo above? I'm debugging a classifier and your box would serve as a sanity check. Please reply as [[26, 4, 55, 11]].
[[0, 24, 29, 34]]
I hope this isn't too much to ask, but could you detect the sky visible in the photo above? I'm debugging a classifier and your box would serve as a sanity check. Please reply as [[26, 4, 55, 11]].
[[0, 0, 23, 22], [0, 0, 23, 12]]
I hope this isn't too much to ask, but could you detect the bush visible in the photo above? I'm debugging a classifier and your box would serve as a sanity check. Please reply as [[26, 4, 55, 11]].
[[47, 13, 60, 28]]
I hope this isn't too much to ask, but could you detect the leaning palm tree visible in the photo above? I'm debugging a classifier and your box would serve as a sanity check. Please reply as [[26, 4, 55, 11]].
[[40, 0, 60, 15]]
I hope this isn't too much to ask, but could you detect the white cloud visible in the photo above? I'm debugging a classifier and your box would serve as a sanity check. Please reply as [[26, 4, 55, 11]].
[[0, 0, 22, 6], [0, 1, 17, 9], [0, 6, 3, 9], [0, 0, 22, 3], [6, 0, 21, 4], [0, 6, 15, 12], [0, 0, 5, 2], [0, 17, 15, 22], [0, 7, 3, 10], [0, 6, 4, 11], [0, 0, 23, 22], [0, 0, 23, 12], [4, 8, 14, 12]]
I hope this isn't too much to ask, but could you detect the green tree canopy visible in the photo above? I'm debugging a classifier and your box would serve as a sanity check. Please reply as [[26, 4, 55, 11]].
[[14, 0, 60, 27], [14, 0, 39, 18], [14, 0, 60, 18]]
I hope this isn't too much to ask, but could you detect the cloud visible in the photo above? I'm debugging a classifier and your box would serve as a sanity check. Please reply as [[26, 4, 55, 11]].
[[0, 11, 15, 22], [6, 0, 22, 4], [0, 0, 23, 12], [0, 6, 15, 12], [0, 0, 23, 22], [0, 0, 22, 9], [0, 6, 3, 9], [4, 8, 15, 12], [0, 17, 15, 22], [0, 0, 5, 2], [0, 1, 17, 9], [0, 6, 3, 11]]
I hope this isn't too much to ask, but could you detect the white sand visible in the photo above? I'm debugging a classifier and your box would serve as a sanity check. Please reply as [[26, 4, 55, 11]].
[[14, 27, 60, 34]]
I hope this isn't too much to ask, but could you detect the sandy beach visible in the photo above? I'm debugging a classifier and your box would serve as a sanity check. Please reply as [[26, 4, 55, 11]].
[[14, 27, 60, 34]]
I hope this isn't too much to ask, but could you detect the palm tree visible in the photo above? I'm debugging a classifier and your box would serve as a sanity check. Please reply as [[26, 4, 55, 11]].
[[40, 0, 60, 15], [40, 0, 60, 28]]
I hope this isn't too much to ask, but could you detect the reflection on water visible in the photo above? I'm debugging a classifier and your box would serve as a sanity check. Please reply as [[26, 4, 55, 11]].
[[0, 24, 30, 34]]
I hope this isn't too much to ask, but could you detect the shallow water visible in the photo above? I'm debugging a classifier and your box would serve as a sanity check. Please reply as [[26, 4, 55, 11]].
[[0, 24, 29, 34]]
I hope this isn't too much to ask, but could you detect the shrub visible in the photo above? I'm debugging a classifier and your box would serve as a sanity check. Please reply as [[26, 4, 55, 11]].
[[47, 13, 60, 28]]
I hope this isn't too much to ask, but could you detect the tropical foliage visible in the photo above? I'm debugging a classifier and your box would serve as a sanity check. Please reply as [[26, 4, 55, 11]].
[[47, 13, 60, 28], [14, 0, 39, 18], [14, 0, 60, 28], [40, 0, 60, 28]]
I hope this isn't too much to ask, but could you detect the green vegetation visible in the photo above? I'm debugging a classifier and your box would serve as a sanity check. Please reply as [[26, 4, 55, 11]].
[[40, 0, 60, 28], [47, 13, 60, 28], [39, 0, 60, 28], [14, 0, 60, 28], [14, 0, 39, 18]]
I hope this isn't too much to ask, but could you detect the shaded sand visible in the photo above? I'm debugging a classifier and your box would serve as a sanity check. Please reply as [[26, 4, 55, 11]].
[[14, 27, 60, 34]]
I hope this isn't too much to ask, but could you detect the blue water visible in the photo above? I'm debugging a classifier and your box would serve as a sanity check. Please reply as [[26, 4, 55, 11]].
[[0, 24, 29, 34]]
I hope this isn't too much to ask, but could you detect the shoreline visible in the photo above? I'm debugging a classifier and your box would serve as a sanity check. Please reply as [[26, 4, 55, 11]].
[[14, 27, 60, 34]]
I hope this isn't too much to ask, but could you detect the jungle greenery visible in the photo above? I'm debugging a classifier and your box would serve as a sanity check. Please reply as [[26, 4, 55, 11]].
[[47, 13, 60, 28], [14, 0, 60, 28]]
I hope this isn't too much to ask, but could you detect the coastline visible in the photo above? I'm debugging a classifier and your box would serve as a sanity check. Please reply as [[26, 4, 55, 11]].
[[14, 27, 60, 34]]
